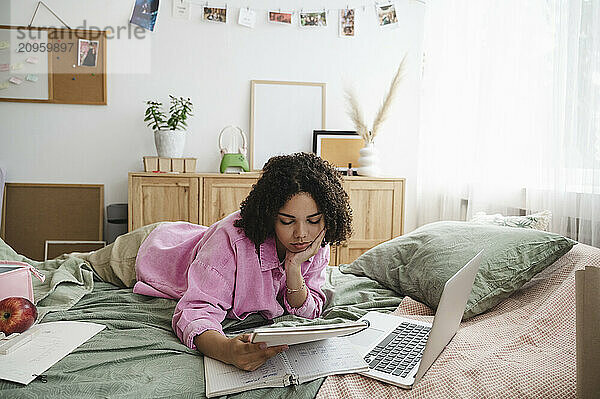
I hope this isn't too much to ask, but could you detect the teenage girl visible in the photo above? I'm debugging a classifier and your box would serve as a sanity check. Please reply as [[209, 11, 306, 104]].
[[81, 152, 353, 371]]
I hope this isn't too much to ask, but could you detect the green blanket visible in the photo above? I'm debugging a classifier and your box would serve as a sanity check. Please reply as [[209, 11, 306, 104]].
[[0, 238, 94, 320], [0, 237, 402, 398]]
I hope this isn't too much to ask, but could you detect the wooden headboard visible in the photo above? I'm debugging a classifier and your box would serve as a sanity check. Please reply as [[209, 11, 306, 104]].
[[0, 183, 104, 260]]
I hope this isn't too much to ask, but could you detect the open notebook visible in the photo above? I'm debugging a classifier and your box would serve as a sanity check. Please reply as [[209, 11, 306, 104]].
[[249, 320, 369, 346], [204, 337, 368, 398]]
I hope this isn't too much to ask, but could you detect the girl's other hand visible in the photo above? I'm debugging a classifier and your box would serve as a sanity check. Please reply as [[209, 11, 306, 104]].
[[226, 333, 288, 371]]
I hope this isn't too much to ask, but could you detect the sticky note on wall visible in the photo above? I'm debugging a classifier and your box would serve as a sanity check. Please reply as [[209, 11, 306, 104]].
[[9, 76, 23, 85]]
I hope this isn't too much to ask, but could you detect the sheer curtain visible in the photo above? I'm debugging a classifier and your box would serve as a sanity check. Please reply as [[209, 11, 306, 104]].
[[417, 0, 600, 247]]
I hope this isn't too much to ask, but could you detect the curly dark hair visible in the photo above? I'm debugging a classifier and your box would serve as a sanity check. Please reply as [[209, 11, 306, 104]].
[[234, 152, 353, 251]]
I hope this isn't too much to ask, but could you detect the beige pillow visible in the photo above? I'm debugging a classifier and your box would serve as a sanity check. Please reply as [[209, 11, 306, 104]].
[[470, 210, 551, 231]]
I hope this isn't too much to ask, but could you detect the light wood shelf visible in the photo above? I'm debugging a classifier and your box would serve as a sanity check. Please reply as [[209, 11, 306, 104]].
[[128, 172, 405, 265]]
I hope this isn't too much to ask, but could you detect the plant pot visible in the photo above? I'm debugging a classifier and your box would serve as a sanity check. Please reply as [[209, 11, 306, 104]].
[[154, 130, 186, 158], [357, 142, 381, 177]]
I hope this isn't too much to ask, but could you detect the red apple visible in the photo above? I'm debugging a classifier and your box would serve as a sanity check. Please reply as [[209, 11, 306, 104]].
[[0, 297, 38, 335]]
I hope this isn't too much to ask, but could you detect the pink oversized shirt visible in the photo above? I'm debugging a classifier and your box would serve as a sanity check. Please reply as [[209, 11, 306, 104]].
[[133, 211, 329, 349]]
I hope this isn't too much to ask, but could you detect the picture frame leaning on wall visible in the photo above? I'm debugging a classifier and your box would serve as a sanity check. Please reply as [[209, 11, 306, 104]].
[[250, 80, 326, 171], [313, 130, 364, 174]]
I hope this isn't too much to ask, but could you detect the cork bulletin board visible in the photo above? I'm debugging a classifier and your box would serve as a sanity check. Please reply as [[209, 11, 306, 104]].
[[0, 183, 104, 261], [0, 25, 107, 105], [313, 130, 364, 170]]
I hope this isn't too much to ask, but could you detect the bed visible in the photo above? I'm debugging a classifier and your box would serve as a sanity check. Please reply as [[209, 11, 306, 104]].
[[0, 220, 592, 399]]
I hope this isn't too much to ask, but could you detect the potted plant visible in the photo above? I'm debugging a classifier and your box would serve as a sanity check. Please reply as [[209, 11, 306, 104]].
[[144, 95, 193, 158]]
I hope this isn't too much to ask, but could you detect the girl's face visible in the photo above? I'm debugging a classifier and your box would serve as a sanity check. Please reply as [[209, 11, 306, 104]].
[[274, 192, 325, 258]]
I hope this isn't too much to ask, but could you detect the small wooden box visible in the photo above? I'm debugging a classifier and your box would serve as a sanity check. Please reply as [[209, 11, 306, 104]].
[[158, 158, 171, 172], [143, 156, 158, 172], [143, 157, 196, 173], [184, 158, 196, 173], [172, 158, 185, 173]]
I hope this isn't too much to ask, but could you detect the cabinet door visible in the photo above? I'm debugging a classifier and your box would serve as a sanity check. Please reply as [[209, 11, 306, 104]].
[[329, 245, 338, 266], [130, 176, 199, 230], [338, 180, 404, 265], [203, 177, 258, 226]]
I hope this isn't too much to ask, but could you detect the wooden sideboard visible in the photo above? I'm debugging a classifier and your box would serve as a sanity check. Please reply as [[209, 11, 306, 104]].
[[128, 172, 405, 265]]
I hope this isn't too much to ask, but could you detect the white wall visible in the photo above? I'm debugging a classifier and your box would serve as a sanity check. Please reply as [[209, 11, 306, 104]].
[[0, 0, 424, 233]]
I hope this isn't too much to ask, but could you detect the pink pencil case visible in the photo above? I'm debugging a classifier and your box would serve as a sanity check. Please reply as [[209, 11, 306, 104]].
[[0, 261, 45, 302]]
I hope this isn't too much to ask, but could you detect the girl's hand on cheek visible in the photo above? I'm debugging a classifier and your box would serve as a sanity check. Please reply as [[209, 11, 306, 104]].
[[285, 229, 326, 268], [225, 334, 288, 371]]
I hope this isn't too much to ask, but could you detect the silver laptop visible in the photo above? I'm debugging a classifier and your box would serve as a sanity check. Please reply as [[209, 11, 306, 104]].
[[347, 251, 483, 389]]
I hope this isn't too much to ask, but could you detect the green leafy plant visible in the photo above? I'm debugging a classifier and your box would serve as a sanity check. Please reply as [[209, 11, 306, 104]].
[[144, 95, 193, 131]]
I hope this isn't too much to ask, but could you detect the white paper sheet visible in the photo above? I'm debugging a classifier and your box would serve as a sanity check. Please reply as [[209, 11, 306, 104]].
[[204, 349, 290, 396], [0, 321, 105, 385], [288, 338, 369, 383], [238, 8, 256, 28], [172, 0, 191, 19], [204, 337, 368, 398]]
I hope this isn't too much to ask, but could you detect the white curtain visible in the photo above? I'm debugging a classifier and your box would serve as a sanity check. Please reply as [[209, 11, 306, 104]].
[[417, 0, 600, 247]]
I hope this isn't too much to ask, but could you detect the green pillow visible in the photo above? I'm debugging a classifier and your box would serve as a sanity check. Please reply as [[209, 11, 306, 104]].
[[339, 221, 576, 319]]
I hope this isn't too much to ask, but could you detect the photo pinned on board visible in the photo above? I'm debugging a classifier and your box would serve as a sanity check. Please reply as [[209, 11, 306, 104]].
[[204, 7, 227, 23], [339, 9, 355, 37], [376, 2, 398, 28], [130, 0, 160, 31], [299, 11, 327, 27], [268, 11, 293, 25], [78, 39, 99, 67], [238, 7, 256, 28]]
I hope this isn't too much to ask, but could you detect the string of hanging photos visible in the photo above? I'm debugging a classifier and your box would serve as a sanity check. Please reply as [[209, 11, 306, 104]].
[[134, 0, 428, 33], [186, 0, 427, 12]]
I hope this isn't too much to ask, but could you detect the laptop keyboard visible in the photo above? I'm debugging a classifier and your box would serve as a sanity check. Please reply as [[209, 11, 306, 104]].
[[364, 322, 431, 378]]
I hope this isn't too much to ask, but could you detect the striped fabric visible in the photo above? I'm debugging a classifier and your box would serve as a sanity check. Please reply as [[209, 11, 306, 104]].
[[317, 243, 598, 399]]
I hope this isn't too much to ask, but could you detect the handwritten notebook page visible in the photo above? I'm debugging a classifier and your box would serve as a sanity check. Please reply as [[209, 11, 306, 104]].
[[204, 350, 292, 395], [204, 337, 369, 397], [287, 337, 369, 383], [0, 321, 105, 385]]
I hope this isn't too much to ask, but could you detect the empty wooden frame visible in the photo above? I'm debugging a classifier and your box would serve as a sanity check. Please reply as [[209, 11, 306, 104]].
[[250, 80, 326, 170]]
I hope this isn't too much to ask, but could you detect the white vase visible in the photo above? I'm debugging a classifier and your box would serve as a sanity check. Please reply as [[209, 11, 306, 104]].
[[154, 130, 186, 158], [357, 142, 380, 177]]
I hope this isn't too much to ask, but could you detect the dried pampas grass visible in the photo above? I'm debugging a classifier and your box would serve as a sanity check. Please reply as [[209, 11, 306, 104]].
[[345, 87, 369, 141], [345, 55, 406, 143]]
